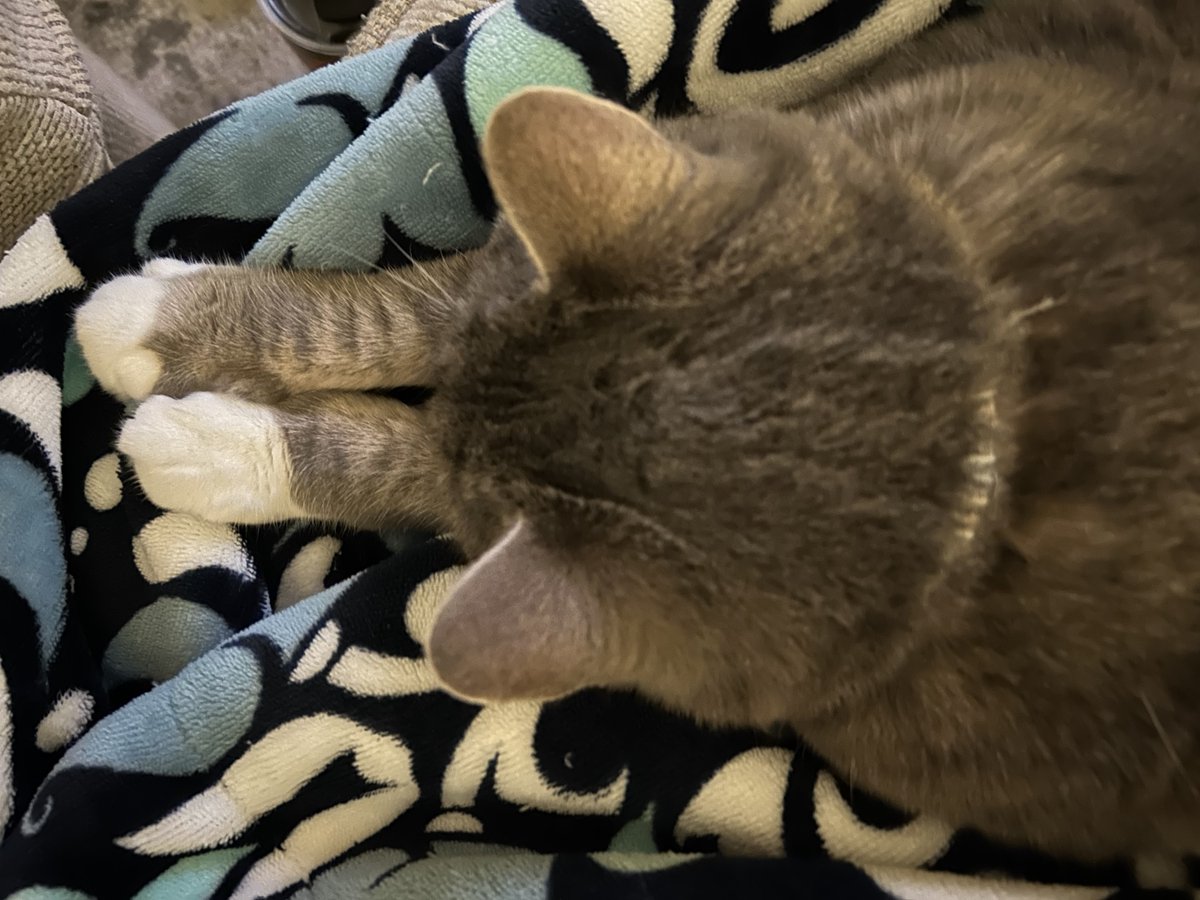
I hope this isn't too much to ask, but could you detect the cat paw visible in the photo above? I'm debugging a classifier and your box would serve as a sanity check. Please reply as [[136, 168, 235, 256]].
[[74, 258, 208, 402], [118, 392, 307, 524]]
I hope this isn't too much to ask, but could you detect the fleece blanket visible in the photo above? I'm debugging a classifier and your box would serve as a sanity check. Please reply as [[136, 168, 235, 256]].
[[0, 0, 1193, 897]]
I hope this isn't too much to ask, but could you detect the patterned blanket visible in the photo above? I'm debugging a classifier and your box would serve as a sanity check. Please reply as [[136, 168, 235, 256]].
[[0, 1, 1192, 897]]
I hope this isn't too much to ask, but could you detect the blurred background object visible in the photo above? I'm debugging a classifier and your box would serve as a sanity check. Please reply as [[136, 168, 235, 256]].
[[60, 0, 313, 138], [257, 0, 373, 56]]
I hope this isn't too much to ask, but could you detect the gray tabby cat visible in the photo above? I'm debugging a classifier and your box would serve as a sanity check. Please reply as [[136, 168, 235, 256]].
[[76, 0, 1200, 862]]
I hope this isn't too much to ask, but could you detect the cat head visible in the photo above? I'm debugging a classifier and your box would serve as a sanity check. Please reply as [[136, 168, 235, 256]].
[[427, 87, 1005, 728]]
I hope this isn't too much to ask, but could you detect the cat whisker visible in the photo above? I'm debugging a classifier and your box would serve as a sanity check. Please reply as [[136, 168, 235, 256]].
[[1008, 296, 1060, 327], [382, 231, 457, 306], [381, 270, 446, 308], [329, 244, 389, 274], [1140, 692, 1198, 797], [331, 245, 445, 308]]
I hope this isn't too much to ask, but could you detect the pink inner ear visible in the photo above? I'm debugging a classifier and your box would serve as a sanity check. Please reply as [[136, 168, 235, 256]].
[[427, 519, 604, 703]]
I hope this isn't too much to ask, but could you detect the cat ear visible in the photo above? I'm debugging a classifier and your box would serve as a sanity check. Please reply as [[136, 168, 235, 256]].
[[427, 519, 608, 703], [482, 86, 694, 285]]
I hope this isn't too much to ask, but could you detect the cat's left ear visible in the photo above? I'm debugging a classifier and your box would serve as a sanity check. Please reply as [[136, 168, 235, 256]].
[[482, 87, 697, 286], [427, 519, 610, 703]]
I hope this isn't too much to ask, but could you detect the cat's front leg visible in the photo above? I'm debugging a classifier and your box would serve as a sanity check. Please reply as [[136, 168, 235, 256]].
[[75, 254, 473, 403], [118, 390, 450, 531]]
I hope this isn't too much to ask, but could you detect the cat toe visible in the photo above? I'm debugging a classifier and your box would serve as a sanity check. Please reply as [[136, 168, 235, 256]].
[[118, 392, 306, 524], [75, 272, 167, 401]]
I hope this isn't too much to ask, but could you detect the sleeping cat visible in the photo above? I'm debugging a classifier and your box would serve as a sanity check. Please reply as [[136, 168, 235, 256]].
[[75, 0, 1200, 862]]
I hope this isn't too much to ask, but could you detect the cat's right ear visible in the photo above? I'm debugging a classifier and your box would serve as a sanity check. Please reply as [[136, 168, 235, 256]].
[[426, 518, 613, 703], [481, 87, 695, 286]]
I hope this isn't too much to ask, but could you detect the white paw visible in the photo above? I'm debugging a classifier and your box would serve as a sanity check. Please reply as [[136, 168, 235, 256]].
[[118, 392, 307, 524], [74, 257, 207, 402]]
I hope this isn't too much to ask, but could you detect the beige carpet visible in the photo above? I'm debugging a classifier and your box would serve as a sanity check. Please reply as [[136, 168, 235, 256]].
[[60, 0, 313, 132]]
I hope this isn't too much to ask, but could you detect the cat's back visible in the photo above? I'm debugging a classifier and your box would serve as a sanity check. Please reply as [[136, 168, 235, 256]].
[[808, 9, 1200, 855], [831, 0, 1200, 270], [831, 7, 1200, 514]]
